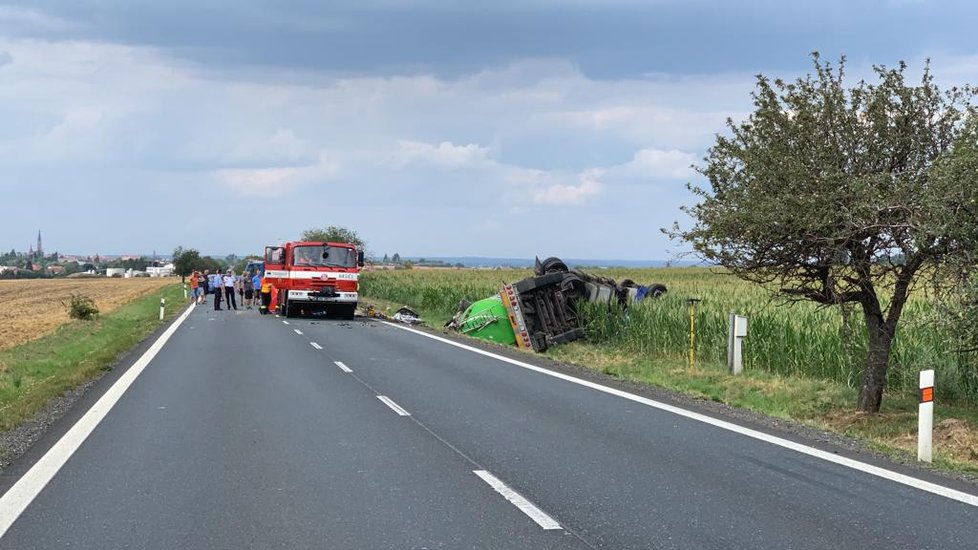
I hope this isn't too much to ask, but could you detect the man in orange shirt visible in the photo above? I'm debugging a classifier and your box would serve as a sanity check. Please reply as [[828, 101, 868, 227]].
[[188, 270, 200, 305]]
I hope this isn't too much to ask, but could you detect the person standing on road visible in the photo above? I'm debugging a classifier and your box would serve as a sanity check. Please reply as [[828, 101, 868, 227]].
[[251, 271, 261, 310], [188, 271, 199, 305], [243, 271, 255, 309], [259, 274, 272, 315], [197, 271, 207, 305], [200, 270, 210, 305], [213, 273, 223, 311], [223, 269, 238, 311]]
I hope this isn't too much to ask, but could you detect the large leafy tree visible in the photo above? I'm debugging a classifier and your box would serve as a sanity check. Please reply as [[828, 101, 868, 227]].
[[675, 54, 976, 412], [171, 246, 201, 280], [301, 225, 366, 252]]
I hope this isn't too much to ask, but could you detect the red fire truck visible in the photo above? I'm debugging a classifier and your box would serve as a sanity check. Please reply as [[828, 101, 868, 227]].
[[263, 241, 364, 319]]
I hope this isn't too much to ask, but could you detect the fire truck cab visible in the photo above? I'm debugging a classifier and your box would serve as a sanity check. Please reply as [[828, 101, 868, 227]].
[[263, 241, 364, 319]]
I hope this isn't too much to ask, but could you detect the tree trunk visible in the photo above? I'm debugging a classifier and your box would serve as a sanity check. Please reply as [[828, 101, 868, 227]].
[[854, 257, 921, 413], [858, 306, 893, 412]]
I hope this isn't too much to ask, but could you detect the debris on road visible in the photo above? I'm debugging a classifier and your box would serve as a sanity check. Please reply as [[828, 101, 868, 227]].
[[392, 306, 423, 325], [447, 256, 666, 352]]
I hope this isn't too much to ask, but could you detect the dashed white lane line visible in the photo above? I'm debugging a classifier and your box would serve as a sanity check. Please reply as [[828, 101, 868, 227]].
[[293, 329, 303, 335], [334, 361, 353, 373], [310, 342, 323, 350], [0, 303, 197, 539], [473, 470, 561, 530], [383, 321, 978, 508], [376, 395, 411, 417], [282, 320, 290, 325]]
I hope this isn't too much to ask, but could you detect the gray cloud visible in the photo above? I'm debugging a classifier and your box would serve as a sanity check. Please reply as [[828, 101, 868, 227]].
[[0, 50, 10, 66], [4, 1, 978, 79]]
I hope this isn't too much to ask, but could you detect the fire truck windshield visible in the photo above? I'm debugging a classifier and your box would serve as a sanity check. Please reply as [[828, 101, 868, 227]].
[[293, 245, 357, 268]]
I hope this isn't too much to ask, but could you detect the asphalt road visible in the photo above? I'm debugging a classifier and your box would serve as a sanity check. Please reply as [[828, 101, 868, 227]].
[[1, 305, 977, 549]]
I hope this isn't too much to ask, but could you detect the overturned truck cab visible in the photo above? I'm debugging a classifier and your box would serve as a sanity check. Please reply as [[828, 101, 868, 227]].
[[448, 256, 666, 352]]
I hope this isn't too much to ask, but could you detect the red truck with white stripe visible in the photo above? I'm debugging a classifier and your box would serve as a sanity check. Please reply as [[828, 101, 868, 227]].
[[263, 241, 364, 319]]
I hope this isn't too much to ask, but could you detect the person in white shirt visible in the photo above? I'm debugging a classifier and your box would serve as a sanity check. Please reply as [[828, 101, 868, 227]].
[[223, 270, 238, 311]]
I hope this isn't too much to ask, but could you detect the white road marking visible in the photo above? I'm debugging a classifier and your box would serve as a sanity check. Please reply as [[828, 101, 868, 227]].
[[383, 322, 978, 508], [310, 342, 323, 350], [282, 320, 290, 325], [376, 395, 411, 416], [335, 361, 353, 373], [294, 329, 303, 335], [0, 304, 197, 539], [473, 470, 561, 530]]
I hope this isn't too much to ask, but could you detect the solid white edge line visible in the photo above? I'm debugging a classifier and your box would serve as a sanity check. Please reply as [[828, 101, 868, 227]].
[[376, 395, 411, 416], [282, 320, 289, 325], [0, 303, 197, 538], [294, 329, 303, 335], [310, 342, 323, 350], [473, 470, 561, 530], [382, 321, 978, 508], [334, 361, 353, 373]]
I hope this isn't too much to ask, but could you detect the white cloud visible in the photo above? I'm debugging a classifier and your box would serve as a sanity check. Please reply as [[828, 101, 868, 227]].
[[389, 140, 493, 170], [608, 147, 698, 180], [213, 154, 341, 196], [0, 50, 11, 67], [532, 169, 603, 205], [215, 166, 300, 195]]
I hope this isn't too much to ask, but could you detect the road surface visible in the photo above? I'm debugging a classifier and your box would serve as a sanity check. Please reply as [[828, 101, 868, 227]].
[[1, 305, 976, 549]]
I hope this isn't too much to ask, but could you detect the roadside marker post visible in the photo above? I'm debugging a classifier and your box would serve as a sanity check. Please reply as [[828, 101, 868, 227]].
[[918, 369, 935, 463], [159, 297, 165, 321], [686, 298, 701, 371], [727, 313, 748, 375], [183, 284, 188, 299]]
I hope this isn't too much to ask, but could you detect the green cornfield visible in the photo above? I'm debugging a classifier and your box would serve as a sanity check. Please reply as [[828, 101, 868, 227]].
[[360, 267, 978, 404]]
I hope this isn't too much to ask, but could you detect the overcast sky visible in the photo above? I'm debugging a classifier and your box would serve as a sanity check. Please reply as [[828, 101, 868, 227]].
[[2, 0, 978, 260]]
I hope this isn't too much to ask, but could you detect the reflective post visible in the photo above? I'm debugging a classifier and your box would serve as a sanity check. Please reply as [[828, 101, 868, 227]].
[[918, 369, 934, 463]]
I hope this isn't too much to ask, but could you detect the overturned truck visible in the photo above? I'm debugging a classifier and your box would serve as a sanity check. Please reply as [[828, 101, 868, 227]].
[[447, 257, 666, 352]]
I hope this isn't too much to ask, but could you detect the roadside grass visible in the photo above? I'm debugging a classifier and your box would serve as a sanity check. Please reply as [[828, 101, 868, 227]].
[[0, 284, 186, 433], [364, 269, 978, 476], [548, 343, 978, 475]]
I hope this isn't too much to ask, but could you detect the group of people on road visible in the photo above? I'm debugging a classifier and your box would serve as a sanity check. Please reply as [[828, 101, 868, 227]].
[[188, 269, 263, 312]]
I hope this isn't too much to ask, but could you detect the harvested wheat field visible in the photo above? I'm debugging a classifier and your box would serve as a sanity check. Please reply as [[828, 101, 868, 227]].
[[0, 278, 177, 351]]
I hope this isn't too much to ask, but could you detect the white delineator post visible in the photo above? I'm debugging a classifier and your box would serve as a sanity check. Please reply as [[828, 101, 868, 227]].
[[918, 369, 935, 463], [183, 285, 188, 299], [728, 313, 748, 375], [159, 297, 165, 321]]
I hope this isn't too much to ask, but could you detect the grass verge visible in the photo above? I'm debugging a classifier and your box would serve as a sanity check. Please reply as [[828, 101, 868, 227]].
[[546, 343, 978, 475], [360, 294, 978, 477], [0, 284, 187, 433]]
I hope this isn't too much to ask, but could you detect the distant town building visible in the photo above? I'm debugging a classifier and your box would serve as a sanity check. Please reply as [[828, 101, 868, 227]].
[[146, 264, 175, 277]]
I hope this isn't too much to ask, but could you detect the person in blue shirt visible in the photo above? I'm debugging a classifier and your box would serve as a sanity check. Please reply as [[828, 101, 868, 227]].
[[249, 272, 261, 309], [210, 272, 223, 310]]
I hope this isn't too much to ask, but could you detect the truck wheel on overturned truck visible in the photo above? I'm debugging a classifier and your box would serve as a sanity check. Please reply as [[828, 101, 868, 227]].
[[538, 256, 569, 275], [647, 284, 667, 298]]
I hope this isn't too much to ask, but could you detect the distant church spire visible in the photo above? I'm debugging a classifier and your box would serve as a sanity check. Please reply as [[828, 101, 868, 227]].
[[37, 230, 43, 258]]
